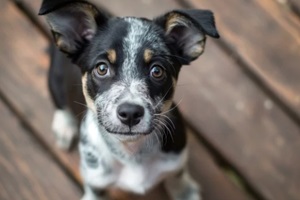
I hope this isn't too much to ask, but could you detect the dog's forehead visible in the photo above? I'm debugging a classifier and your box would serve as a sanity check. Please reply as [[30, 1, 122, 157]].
[[107, 17, 167, 53], [121, 17, 164, 79], [122, 17, 162, 47]]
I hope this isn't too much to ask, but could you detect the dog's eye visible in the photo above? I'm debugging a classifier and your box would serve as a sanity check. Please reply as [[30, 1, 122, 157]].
[[95, 62, 110, 76], [150, 65, 165, 80]]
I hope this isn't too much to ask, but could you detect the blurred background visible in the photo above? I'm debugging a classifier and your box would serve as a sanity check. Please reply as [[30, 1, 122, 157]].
[[0, 0, 299, 200]]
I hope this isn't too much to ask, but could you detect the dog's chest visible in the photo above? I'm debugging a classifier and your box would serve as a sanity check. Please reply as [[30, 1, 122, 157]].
[[79, 112, 186, 194]]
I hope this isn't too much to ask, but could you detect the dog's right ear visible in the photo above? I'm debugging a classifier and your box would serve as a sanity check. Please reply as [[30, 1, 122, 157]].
[[39, 0, 109, 55]]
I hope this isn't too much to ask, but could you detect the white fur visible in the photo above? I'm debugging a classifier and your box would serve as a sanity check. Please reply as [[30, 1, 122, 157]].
[[52, 109, 78, 149], [165, 170, 201, 200], [94, 79, 153, 135], [122, 18, 167, 81], [122, 18, 151, 80], [81, 185, 108, 200], [79, 17, 201, 200], [80, 110, 188, 195]]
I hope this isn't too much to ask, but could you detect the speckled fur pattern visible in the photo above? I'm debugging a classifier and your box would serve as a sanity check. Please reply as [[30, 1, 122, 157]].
[[40, 1, 219, 199]]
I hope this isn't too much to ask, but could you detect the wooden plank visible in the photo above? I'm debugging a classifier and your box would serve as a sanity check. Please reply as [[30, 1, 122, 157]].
[[290, 0, 300, 12], [2, 1, 252, 200], [88, 0, 300, 200], [11, 0, 51, 40], [0, 100, 81, 200], [186, 131, 252, 200], [184, 0, 300, 121], [176, 40, 300, 200], [0, 0, 81, 182]]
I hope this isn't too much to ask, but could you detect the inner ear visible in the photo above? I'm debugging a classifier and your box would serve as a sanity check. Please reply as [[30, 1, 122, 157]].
[[42, 2, 104, 55], [165, 14, 206, 64], [168, 24, 206, 64], [154, 9, 219, 64]]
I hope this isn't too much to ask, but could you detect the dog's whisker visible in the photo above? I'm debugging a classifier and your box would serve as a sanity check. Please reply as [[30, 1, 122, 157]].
[[154, 113, 175, 129], [154, 53, 190, 63], [164, 58, 177, 74], [73, 101, 88, 108], [154, 118, 174, 143], [153, 120, 166, 146], [159, 117, 175, 141], [154, 85, 173, 109], [75, 109, 87, 118], [159, 98, 183, 115], [153, 128, 161, 145]]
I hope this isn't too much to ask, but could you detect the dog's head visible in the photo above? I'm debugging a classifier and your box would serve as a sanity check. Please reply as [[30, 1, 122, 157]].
[[40, 0, 219, 139]]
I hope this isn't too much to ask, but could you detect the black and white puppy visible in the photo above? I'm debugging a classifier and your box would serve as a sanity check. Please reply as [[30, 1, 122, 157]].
[[39, 0, 219, 199]]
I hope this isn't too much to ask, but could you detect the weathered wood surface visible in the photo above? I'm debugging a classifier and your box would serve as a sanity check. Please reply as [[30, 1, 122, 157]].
[[289, 0, 300, 12], [5, 0, 300, 200], [0, 0, 253, 199], [185, 0, 300, 121], [0, 100, 81, 200], [177, 40, 300, 200], [0, 0, 81, 182], [90, 0, 300, 200]]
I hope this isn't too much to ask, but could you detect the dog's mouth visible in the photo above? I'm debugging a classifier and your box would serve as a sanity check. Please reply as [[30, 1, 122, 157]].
[[103, 126, 154, 136]]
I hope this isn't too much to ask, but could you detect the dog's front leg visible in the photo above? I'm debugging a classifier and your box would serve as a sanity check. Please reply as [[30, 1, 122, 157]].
[[49, 45, 78, 150], [81, 185, 108, 200], [79, 121, 115, 200], [164, 170, 201, 200]]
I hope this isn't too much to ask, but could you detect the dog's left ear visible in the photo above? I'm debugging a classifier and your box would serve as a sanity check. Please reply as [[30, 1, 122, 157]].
[[154, 9, 219, 64]]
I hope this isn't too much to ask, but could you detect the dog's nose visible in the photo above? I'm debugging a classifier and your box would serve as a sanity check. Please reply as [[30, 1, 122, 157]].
[[117, 103, 145, 126]]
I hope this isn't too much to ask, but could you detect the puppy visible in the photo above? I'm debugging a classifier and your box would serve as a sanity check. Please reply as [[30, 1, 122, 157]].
[[39, 0, 219, 199]]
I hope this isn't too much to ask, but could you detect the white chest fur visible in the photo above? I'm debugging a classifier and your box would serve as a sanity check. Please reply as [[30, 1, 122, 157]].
[[79, 111, 187, 194]]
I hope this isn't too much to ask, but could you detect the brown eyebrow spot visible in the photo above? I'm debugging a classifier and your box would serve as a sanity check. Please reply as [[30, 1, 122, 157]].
[[144, 49, 153, 63], [107, 49, 116, 64]]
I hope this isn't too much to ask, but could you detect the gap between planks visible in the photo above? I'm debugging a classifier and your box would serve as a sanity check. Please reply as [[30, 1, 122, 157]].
[[0, 75, 83, 188], [2, 0, 253, 199], [177, 0, 300, 129], [0, 98, 81, 200], [10, 0, 51, 40], [1, 0, 255, 199]]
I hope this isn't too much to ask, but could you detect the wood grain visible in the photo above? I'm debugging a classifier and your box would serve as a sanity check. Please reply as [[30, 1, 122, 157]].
[[1, 0, 252, 200], [11, 0, 300, 200], [0, 100, 81, 200], [86, 1, 300, 200], [176, 39, 300, 200], [185, 0, 300, 120], [290, 0, 300, 12], [0, 0, 81, 182]]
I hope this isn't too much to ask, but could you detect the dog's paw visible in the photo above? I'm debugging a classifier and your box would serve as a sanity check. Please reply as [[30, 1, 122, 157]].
[[52, 109, 78, 150], [81, 194, 109, 200]]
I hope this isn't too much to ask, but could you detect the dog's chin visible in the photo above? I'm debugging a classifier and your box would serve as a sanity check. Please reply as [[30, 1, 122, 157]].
[[103, 127, 153, 142], [113, 133, 144, 142]]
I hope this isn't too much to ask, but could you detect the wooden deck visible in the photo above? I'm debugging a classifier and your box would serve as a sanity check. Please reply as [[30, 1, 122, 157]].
[[0, 0, 300, 199]]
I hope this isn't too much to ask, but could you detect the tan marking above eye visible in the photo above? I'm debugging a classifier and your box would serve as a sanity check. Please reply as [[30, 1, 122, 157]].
[[144, 49, 153, 63], [107, 49, 116, 64]]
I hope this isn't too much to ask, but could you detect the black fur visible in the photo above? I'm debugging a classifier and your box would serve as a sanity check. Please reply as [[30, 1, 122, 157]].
[[40, 0, 219, 154], [40, 1, 219, 198]]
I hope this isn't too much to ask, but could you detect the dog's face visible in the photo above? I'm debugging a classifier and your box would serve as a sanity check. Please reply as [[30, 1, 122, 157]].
[[40, 1, 219, 138]]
